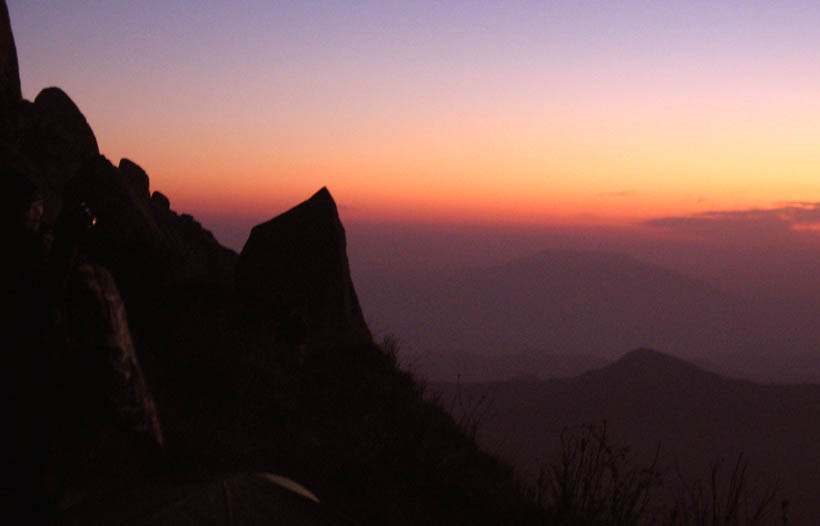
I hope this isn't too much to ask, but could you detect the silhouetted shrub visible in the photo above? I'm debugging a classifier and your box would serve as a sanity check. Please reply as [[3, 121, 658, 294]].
[[665, 454, 786, 526], [534, 423, 787, 526], [535, 422, 662, 525]]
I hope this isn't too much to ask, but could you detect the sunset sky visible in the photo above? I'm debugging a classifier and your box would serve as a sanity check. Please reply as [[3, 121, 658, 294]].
[[8, 1, 820, 233]]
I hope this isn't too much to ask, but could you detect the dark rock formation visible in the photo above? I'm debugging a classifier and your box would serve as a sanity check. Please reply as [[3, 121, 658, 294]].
[[150, 190, 170, 211], [237, 187, 371, 345], [63, 262, 163, 444], [51, 261, 164, 510], [65, 156, 159, 240], [59, 472, 347, 526], [2, 4, 541, 524], [0, 6, 235, 513], [119, 158, 150, 200], [57, 156, 236, 318], [60, 156, 167, 317], [33, 87, 99, 163], [149, 190, 237, 292], [3, 167, 165, 520], [0, 0, 20, 114], [8, 86, 99, 224]]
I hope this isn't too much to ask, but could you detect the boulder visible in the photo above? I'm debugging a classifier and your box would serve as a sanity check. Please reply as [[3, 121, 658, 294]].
[[32, 87, 99, 167], [12, 87, 99, 214], [237, 187, 371, 345], [119, 158, 150, 201], [151, 191, 170, 211]]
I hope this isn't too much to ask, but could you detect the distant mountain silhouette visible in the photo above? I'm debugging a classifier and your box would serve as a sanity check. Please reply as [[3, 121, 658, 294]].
[[434, 349, 820, 521], [582, 347, 715, 385], [356, 249, 820, 382]]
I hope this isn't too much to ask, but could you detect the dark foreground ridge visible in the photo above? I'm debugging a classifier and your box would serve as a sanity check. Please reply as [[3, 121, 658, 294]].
[[2, 4, 540, 525]]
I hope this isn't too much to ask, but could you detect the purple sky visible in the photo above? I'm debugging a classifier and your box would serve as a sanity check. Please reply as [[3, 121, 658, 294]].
[[8, 0, 820, 310]]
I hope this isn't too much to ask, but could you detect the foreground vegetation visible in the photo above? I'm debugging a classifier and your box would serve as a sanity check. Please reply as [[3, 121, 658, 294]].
[[530, 423, 787, 525]]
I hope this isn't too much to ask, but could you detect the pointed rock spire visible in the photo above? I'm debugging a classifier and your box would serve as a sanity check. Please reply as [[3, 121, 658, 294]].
[[237, 187, 371, 345]]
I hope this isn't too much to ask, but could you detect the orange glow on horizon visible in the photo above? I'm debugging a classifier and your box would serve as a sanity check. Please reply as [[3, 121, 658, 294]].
[[12, 2, 820, 232], [102, 73, 820, 230]]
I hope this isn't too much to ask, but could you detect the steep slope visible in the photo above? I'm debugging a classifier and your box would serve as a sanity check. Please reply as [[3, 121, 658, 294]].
[[2, 6, 541, 524]]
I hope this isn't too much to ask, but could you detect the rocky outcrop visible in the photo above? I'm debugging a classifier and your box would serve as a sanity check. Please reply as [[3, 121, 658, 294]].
[[10, 87, 100, 223], [41, 153, 235, 301], [2, 6, 542, 525], [237, 187, 371, 345], [33, 87, 99, 163], [63, 262, 163, 445], [51, 262, 164, 509], [0, 0, 20, 114], [118, 158, 150, 201], [150, 190, 170, 210], [1, 4, 235, 513], [149, 190, 237, 292], [65, 156, 158, 240]]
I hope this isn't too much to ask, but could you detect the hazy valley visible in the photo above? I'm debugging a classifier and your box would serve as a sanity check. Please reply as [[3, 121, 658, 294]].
[[434, 349, 820, 522], [355, 248, 820, 383]]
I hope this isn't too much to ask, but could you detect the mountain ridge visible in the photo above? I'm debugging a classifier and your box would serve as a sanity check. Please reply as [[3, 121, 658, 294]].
[[356, 247, 820, 383], [2, 6, 541, 524], [433, 348, 820, 521]]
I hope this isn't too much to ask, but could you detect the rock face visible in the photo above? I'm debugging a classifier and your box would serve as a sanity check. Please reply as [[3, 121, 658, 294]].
[[10, 86, 100, 224], [63, 262, 164, 445], [149, 190, 237, 292], [118, 158, 150, 200], [237, 187, 371, 345], [33, 87, 99, 163], [0, 0, 20, 113], [1, 7, 543, 525], [1, 4, 236, 514], [51, 262, 164, 509], [3, 6, 368, 513]]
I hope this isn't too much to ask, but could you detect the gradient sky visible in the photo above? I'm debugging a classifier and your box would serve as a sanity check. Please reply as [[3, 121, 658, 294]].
[[8, 1, 820, 230]]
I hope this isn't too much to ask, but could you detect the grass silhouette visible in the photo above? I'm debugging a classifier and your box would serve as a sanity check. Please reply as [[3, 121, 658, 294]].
[[530, 422, 788, 525]]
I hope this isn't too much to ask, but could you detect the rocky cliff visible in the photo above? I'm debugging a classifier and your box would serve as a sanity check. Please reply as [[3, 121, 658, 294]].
[[237, 187, 371, 345], [2, 5, 540, 524]]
